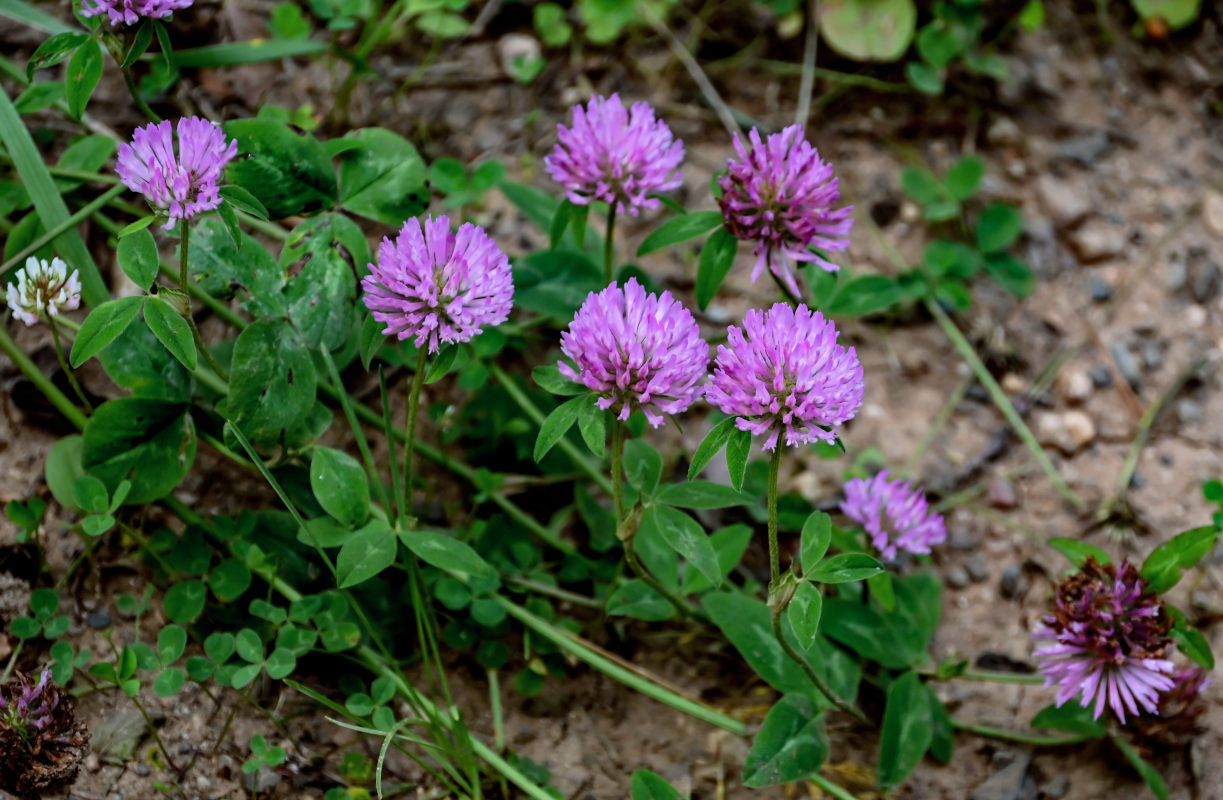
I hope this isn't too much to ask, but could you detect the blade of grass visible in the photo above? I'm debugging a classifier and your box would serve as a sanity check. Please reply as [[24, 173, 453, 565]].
[[0, 0, 75, 34], [0, 85, 108, 307], [0, 183, 125, 282], [171, 38, 330, 67], [924, 297, 1084, 509], [498, 595, 749, 736]]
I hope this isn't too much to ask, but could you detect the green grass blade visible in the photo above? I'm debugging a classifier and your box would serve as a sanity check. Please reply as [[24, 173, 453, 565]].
[[172, 38, 329, 68], [0, 84, 109, 307], [0, 0, 76, 35]]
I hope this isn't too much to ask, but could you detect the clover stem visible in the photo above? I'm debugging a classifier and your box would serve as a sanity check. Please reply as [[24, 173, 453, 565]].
[[46, 312, 92, 413], [177, 219, 229, 381], [766, 444, 869, 724], [610, 420, 625, 523], [767, 445, 782, 584], [603, 200, 618, 285], [130, 693, 181, 773], [613, 421, 698, 619], [101, 30, 161, 124], [402, 346, 428, 528]]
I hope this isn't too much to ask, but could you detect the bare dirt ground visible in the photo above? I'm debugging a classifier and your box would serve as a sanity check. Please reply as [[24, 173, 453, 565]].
[[2, 2, 1222, 798]]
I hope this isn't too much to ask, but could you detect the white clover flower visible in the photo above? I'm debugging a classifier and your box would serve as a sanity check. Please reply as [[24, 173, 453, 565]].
[[5, 257, 82, 326]]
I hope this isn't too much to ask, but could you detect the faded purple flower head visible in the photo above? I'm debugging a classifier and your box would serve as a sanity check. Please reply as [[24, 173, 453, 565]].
[[80, 0, 192, 26], [545, 94, 684, 216], [5, 257, 81, 327], [1033, 558, 1176, 723], [717, 125, 853, 297], [840, 471, 946, 560], [558, 278, 707, 427], [362, 216, 513, 354], [0, 670, 59, 744], [117, 117, 236, 228], [706, 303, 863, 451]]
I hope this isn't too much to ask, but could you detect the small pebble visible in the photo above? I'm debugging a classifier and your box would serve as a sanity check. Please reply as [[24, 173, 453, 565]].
[[1177, 398, 1203, 424], [946, 566, 971, 589], [1089, 364, 1113, 388], [1000, 565, 1023, 599], [1159, 452, 1173, 467], [1001, 373, 1025, 394], [1203, 191, 1223, 237], [1130, 471, 1146, 489], [1070, 221, 1125, 263], [1086, 276, 1112, 302], [949, 527, 977, 551], [1058, 129, 1111, 166], [1108, 342, 1142, 388], [1041, 775, 1071, 799], [987, 478, 1018, 509], [84, 753, 100, 773], [135, 763, 151, 777], [1062, 410, 1096, 449], [86, 610, 112, 629], [1059, 367, 1093, 403], [1140, 339, 1165, 371], [966, 555, 990, 583], [986, 117, 1022, 147]]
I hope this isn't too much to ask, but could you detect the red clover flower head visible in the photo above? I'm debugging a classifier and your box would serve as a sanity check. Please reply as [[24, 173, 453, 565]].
[[80, 0, 192, 26], [558, 278, 708, 427], [362, 216, 513, 354], [1033, 558, 1176, 723], [0, 668, 88, 796], [117, 117, 237, 228], [545, 94, 684, 216], [6, 257, 81, 326], [717, 125, 853, 297], [840, 471, 946, 560], [706, 303, 863, 451]]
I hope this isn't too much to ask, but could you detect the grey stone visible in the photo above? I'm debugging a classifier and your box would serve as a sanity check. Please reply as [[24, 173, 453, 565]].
[[1000, 565, 1023, 599], [1036, 176, 1091, 228], [1058, 129, 1111, 166], [1089, 364, 1113, 388], [86, 610, 112, 629], [1190, 259, 1221, 303], [1108, 342, 1142, 388], [987, 117, 1023, 148], [135, 763, 150, 777], [1140, 338, 1165, 371], [1086, 276, 1112, 302], [946, 566, 971, 589], [966, 555, 990, 583], [1166, 255, 1188, 292], [1041, 775, 1070, 799], [1177, 398, 1204, 424], [970, 750, 1033, 800], [1069, 221, 1124, 263], [949, 526, 977, 551]]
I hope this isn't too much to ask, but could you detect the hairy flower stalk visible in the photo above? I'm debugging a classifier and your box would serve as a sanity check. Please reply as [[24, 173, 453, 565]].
[[118, 117, 236, 227], [545, 94, 684, 281], [1033, 559, 1176, 722], [709, 302, 867, 721], [6, 258, 90, 410], [706, 303, 864, 451], [841, 471, 946, 560], [362, 216, 514, 525], [81, 0, 192, 25], [717, 125, 853, 299], [0, 670, 89, 797]]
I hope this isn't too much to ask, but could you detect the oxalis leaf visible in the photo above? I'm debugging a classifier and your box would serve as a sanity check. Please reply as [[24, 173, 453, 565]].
[[743, 694, 829, 787]]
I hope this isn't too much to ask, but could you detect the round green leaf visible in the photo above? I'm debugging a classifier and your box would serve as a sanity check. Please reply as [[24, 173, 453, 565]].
[[164, 580, 206, 624], [310, 446, 370, 527], [819, 0, 917, 61], [152, 667, 185, 697]]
